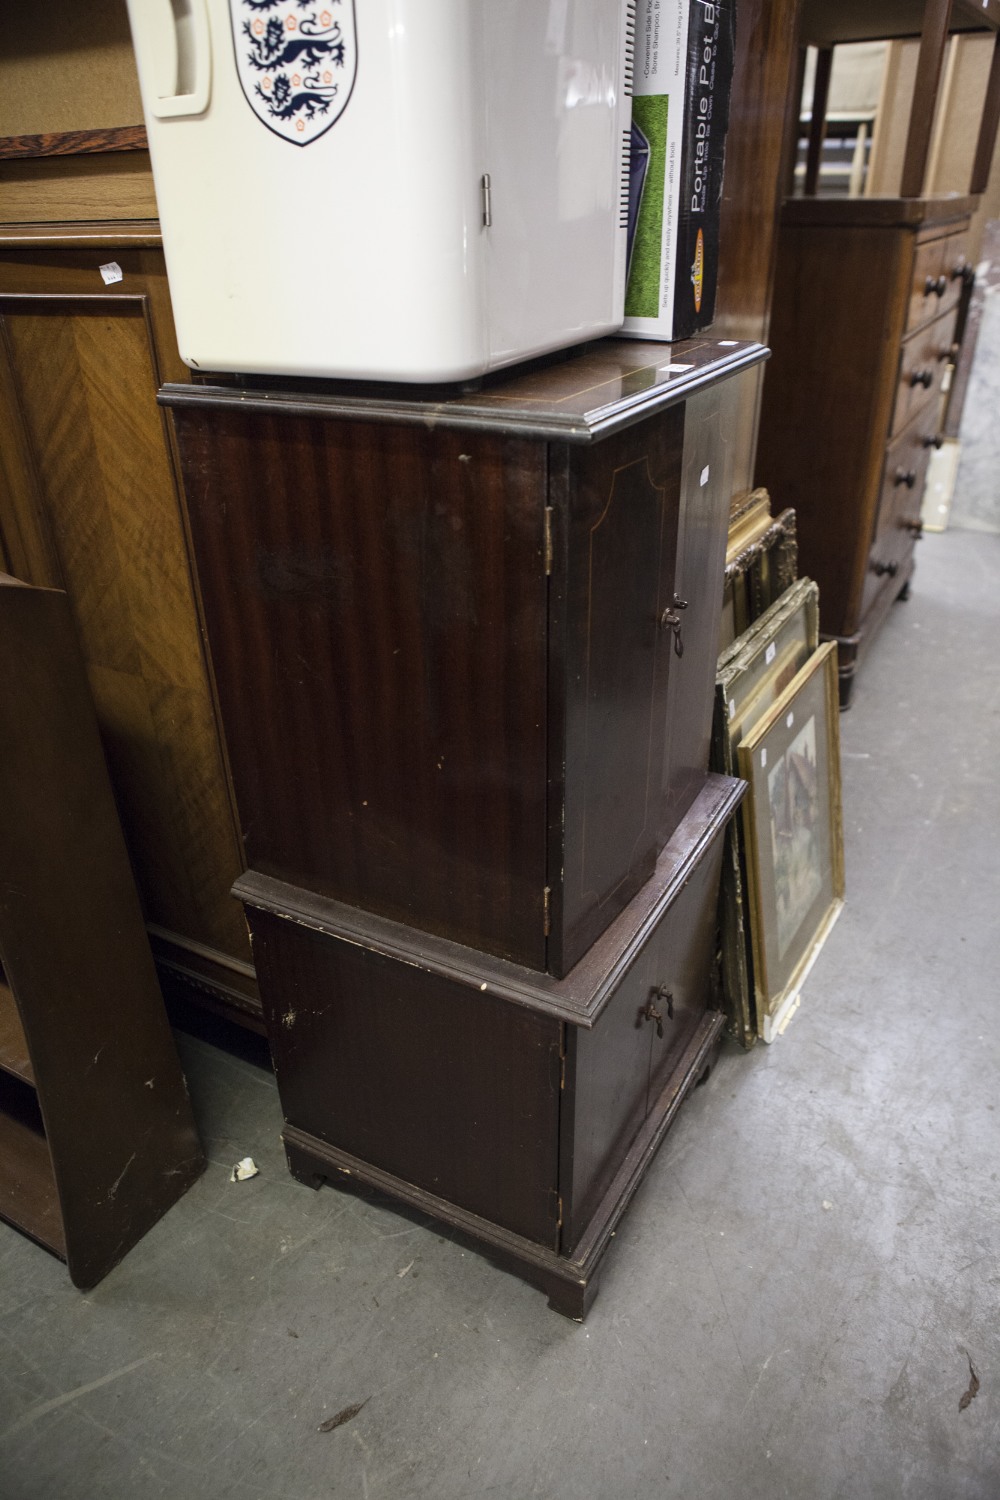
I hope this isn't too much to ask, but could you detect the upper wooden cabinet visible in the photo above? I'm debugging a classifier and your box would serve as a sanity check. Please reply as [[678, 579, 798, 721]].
[[756, 0, 1000, 704], [164, 342, 766, 979], [0, 232, 256, 1023]]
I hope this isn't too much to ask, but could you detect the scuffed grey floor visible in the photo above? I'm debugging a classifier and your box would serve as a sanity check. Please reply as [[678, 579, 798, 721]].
[[1, 528, 998, 1500]]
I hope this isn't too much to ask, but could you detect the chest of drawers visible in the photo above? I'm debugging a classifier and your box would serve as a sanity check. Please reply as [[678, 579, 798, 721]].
[[163, 338, 765, 1314], [755, 196, 973, 707]]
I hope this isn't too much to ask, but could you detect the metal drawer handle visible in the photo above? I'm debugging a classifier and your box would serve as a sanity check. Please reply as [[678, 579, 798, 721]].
[[894, 468, 917, 489], [872, 560, 899, 578], [910, 369, 934, 390]]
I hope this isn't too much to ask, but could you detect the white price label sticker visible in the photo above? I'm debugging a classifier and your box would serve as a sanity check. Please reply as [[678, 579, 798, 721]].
[[786, 711, 795, 729], [700, 465, 710, 487], [765, 643, 777, 666], [99, 262, 123, 285], [658, 363, 694, 374], [760, 749, 767, 769], [729, 697, 736, 718]]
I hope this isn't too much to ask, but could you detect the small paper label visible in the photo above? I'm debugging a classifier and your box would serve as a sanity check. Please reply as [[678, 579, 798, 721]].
[[786, 711, 795, 729], [729, 697, 736, 718], [658, 363, 694, 374], [765, 643, 777, 666], [700, 465, 710, 487], [99, 261, 123, 285], [719, 340, 738, 347], [760, 749, 767, 769]]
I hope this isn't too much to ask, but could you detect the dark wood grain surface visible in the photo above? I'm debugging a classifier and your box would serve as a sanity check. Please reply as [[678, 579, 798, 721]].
[[757, 220, 914, 638], [0, 127, 148, 160], [179, 408, 550, 969], [234, 774, 745, 1031], [552, 413, 683, 975], [561, 814, 725, 1251], [780, 196, 977, 229], [0, 575, 204, 1287], [161, 338, 768, 444], [248, 910, 563, 1248]]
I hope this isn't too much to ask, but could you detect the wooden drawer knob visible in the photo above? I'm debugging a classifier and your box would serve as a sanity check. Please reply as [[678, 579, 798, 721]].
[[910, 369, 934, 390], [872, 559, 899, 579], [894, 468, 917, 489]]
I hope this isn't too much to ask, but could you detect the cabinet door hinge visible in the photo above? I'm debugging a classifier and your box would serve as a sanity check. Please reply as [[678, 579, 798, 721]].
[[543, 885, 552, 937], [549, 1189, 563, 1229], [543, 506, 554, 575]]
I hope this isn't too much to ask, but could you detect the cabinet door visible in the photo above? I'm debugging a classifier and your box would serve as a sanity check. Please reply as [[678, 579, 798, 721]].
[[550, 407, 684, 977], [247, 908, 563, 1248], [176, 408, 550, 969], [559, 801, 726, 1252], [658, 375, 743, 844]]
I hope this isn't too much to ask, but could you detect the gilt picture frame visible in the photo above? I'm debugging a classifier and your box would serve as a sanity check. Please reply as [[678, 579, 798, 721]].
[[736, 641, 844, 1042], [712, 579, 820, 1047]]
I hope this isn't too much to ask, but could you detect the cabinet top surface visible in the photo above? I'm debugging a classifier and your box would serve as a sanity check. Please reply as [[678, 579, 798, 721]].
[[801, 0, 1000, 44], [159, 338, 768, 444], [780, 196, 977, 231]]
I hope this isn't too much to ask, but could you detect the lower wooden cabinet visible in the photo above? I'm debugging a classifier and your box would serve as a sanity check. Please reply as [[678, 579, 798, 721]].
[[238, 775, 740, 1318]]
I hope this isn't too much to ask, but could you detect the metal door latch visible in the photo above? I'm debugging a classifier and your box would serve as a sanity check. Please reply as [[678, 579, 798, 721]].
[[659, 594, 688, 658], [641, 986, 675, 1038]]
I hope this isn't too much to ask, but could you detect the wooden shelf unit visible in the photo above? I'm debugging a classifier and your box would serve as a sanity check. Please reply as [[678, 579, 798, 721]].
[[0, 574, 205, 1288]]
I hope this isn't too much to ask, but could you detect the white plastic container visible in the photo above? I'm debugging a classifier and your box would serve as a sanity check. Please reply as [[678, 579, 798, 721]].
[[126, 0, 635, 382]]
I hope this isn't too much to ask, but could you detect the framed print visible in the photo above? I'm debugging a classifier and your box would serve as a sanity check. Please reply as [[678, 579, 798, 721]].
[[737, 642, 844, 1042], [716, 578, 820, 772], [712, 579, 820, 1048]]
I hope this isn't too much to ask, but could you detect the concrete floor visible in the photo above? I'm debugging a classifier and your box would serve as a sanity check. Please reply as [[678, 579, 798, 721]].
[[1, 527, 998, 1500]]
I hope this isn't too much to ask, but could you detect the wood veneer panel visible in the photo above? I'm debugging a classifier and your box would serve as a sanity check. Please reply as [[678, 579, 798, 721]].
[[0, 298, 248, 966], [0, 975, 33, 1085], [178, 408, 550, 969], [248, 911, 562, 1248], [0, 153, 158, 224]]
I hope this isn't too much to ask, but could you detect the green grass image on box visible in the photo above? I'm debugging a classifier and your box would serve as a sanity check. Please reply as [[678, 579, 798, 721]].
[[625, 95, 669, 319]]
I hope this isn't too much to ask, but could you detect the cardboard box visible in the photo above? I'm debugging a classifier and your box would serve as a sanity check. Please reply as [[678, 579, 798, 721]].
[[623, 0, 735, 341]]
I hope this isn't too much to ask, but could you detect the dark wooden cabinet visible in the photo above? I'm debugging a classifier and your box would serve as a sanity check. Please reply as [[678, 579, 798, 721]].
[[236, 774, 739, 1317], [166, 342, 762, 979], [756, 196, 973, 705], [164, 338, 765, 1315]]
